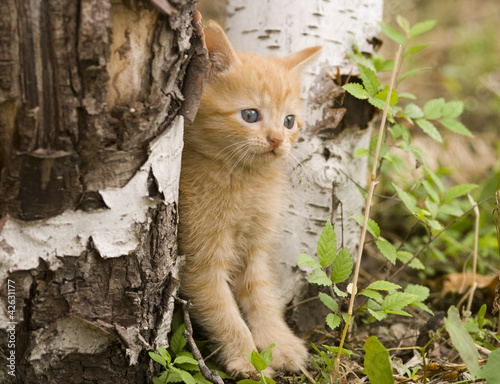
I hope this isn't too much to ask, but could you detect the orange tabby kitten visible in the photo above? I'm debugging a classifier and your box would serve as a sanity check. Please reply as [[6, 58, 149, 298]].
[[178, 21, 320, 377]]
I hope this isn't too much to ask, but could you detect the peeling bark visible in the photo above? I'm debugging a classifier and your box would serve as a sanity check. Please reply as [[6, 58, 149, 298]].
[[0, 0, 207, 382]]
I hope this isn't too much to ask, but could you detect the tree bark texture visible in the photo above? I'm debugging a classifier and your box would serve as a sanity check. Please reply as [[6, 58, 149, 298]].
[[225, 0, 382, 334], [0, 0, 207, 382]]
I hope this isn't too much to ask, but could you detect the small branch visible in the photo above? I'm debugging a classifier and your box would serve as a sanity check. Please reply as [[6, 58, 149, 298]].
[[465, 194, 479, 314], [495, 190, 500, 335], [178, 298, 225, 384]]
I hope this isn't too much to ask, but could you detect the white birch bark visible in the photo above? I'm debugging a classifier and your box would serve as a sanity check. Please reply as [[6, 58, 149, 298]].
[[225, 0, 383, 323]]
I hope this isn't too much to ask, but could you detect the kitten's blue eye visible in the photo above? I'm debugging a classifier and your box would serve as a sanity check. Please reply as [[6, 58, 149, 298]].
[[284, 115, 295, 129], [241, 109, 259, 123]]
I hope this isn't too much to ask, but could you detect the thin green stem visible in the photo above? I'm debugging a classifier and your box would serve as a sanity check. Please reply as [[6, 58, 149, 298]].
[[335, 44, 404, 365]]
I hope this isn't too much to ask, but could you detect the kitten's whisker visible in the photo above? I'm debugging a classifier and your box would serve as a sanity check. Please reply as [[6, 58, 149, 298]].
[[212, 141, 246, 162]]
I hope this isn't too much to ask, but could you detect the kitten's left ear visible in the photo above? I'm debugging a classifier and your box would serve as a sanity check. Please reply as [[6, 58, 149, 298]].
[[283, 46, 322, 72], [204, 20, 238, 75]]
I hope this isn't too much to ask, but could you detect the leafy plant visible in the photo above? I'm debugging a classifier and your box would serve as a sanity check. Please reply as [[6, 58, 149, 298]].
[[310, 343, 352, 384], [150, 320, 230, 384], [298, 13, 500, 383], [444, 306, 500, 382], [237, 344, 276, 384]]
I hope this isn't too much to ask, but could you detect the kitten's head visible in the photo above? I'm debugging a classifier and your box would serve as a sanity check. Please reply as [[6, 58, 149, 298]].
[[186, 21, 320, 171]]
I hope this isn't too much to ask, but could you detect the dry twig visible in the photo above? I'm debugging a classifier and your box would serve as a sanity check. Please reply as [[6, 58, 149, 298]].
[[177, 298, 225, 384]]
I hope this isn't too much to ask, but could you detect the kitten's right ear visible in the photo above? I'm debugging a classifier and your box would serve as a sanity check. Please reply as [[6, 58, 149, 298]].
[[204, 21, 237, 75]]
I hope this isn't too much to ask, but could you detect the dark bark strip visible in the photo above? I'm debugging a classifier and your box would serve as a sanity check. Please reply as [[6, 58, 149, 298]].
[[0, 0, 205, 220], [0, 202, 179, 383]]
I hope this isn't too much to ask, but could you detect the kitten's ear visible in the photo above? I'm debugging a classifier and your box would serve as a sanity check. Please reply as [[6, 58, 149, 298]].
[[283, 46, 322, 72], [204, 20, 238, 75]]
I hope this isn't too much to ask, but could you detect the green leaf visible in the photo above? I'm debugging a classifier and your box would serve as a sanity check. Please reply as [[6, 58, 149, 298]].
[[477, 304, 487, 330], [440, 118, 474, 138], [404, 103, 424, 119], [354, 148, 370, 158], [413, 301, 434, 315], [237, 380, 260, 384], [382, 292, 418, 311], [331, 248, 353, 283], [375, 240, 397, 264], [441, 100, 464, 118], [443, 184, 478, 202], [322, 344, 353, 358], [404, 43, 430, 57], [392, 183, 419, 215], [360, 289, 383, 303], [425, 197, 438, 217], [309, 269, 332, 287], [368, 96, 390, 112], [481, 348, 500, 382], [409, 20, 436, 39], [174, 356, 199, 366], [439, 203, 464, 217], [396, 15, 411, 34], [416, 118, 442, 142], [159, 347, 172, 364], [249, 350, 268, 371], [193, 373, 212, 384], [343, 83, 368, 99], [423, 98, 445, 119], [153, 371, 169, 384], [333, 285, 348, 297], [149, 352, 168, 368], [318, 292, 338, 312], [378, 59, 395, 72], [387, 309, 412, 317], [398, 92, 416, 99], [422, 179, 440, 202], [379, 22, 406, 45], [368, 309, 387, 321], [404, 284, 430, 302], [171, 324, 187, 355], [178, 369, 197, 384], [390, 123, 411, 143], [298, 253, 321, 269], [326, 313, 341, 330], [167, 372, 183, 383], [424, 165, 444, 193], [260, 344, 275, 367], [352, 215, 380, 238], [399, 67, 432, 83], [376, 86, 398, 106], [363, 336, 395, 384], [177, 363, 200, 373], [366, 281, 401, 291], [358, 64, 380, 97], [317, 220, 337, 268], [425, 218, 443, 231], [444, 306, 481, 378], [396, 251, 424, 270]]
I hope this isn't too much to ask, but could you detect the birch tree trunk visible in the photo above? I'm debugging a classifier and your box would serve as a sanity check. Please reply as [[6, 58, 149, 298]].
[[0, 0, 207, 382], [225, 0, 383, 333]]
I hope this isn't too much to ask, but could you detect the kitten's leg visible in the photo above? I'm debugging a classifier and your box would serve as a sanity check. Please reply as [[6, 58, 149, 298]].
[[235, 246, 309, 373], [181, 265, 263, 377]]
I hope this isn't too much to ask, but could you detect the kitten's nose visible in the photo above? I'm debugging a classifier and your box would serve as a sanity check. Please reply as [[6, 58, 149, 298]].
[[267, 136, 283, 149]]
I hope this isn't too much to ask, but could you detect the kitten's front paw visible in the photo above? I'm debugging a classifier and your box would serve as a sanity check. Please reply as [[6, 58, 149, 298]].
[[269, 335, 308, 373]]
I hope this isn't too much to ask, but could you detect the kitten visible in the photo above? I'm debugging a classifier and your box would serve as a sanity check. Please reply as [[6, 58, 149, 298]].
[[178, 20, 320, 377]]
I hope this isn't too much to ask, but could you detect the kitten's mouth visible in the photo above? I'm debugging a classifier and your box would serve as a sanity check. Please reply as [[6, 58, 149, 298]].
[[263, 149, 277, 157]]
